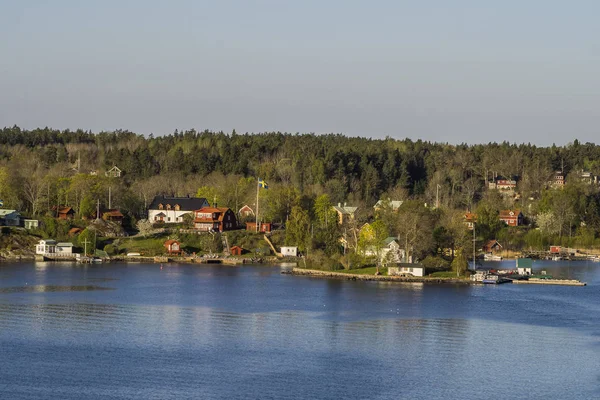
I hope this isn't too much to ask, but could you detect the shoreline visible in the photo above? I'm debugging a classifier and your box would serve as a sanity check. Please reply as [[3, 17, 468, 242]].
[[290, 268, 471, 284]]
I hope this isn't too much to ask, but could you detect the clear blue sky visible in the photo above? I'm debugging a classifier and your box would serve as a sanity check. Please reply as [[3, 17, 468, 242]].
[[1, 0, 599, 144]]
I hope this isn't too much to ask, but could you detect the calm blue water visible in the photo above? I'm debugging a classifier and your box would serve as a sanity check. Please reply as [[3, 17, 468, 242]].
[[1, 260, 599, 399]]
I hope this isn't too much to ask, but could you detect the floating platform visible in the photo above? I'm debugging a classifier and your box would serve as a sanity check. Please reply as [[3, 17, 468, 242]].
[[513, 278, 586, 286]]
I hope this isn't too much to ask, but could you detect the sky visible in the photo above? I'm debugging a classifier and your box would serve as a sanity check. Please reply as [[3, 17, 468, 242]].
[[1, 0, 599, 145]]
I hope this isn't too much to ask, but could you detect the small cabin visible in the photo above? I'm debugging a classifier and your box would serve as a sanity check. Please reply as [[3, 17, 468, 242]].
[[230, 246, 244, 256], [246, 222, 272, 233], [388, 263, 425, 277], [24, 219, 39, 230], [164, 239, 182, 255]]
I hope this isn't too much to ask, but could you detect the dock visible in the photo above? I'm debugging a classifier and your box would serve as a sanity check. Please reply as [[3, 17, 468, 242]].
[[512, 278, 586, 286]]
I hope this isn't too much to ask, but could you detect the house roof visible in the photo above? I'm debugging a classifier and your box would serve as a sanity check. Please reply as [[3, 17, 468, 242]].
[[397, 263, 424, 269], [230, 245, 243, 250], [239, 205, 254, 212], [68, 227, 82, 235], [57, 242, 73, 247], [483, 239, 502, 249], [39, 239, 57, 244], [103, 210, 124, 218], [374, 200, 403, 210], [155, 212, 167, 217], [0, 209, 19, 217], [55, 206, 74, 214], [149, 195, 209, 211], [383, 236, 398, 246], [464, 212, 476, 221], [332, 205, 358, 215], [164, 239, 179, 246]]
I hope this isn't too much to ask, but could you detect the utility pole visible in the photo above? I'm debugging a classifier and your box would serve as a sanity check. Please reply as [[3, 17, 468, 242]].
[[436, 184, 441, 208], [255, 178, 259, 233], [472, 222, 476, 273], [82, 238, 90, 256], [96, 199, 100, 220]]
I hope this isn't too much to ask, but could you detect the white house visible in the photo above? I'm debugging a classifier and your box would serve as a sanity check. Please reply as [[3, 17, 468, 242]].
[[0, 209, 21, 226], [388, 263, 425, 277], [516, 258, 533, 275], [374, 199, 403, 212], [379, 237, 406, 264], [36, 239, 74, 255], [280, 246, 298, 257], [36, 239, 57, 255], [148, 195, 210, 223], [105, 166, 122, 178]]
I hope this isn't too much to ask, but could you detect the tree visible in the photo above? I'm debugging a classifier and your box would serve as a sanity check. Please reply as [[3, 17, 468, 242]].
[[313, 194, 337, 228], [285, 206, 311, 252]]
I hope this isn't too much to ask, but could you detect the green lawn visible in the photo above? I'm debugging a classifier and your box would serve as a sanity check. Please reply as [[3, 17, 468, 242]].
[[339, 266, 388, 275], [429, 271, 469, 278]]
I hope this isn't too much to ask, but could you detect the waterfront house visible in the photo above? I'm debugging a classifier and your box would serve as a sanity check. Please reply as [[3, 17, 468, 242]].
[[516, 258, 533, 275], [194, 207, 237, 232], [105, 166, 122, 178], [148, 195, 209, 223], [388, 263, 425, 277], [56, 242, 74, 255], [246, 222, 272, 233], [54, 206, 75, 220], [0, 209, 21, 226], [36, 239, 57, 255], [164, 239, 182, 255], [550, 245, 562, 254], [483, 240, 503, 253], [332, 203, 357, 224], [280, 246, 298, 257], [24, 219, 39, 229], [499, 210, 523, 226]]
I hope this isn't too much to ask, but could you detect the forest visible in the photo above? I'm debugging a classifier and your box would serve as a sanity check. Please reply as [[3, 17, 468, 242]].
[[2, 125, 600, 266]]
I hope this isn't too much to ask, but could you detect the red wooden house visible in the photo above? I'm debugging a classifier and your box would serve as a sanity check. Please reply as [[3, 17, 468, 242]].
[[164, 239, 182, 255], [102, 210, 124, 224], [499, 210, 524, 226], [194, 207, 237, 232]]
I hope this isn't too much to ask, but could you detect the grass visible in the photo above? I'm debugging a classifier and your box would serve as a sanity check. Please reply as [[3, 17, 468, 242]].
[[339, 266, 388, 275], [429, 271, 470, 279]]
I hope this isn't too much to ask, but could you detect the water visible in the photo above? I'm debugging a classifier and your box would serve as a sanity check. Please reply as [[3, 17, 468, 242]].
[[1, 260, 599, 399]]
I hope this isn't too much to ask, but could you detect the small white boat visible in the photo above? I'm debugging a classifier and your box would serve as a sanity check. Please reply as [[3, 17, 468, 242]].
[[484, 253, 503, 261]]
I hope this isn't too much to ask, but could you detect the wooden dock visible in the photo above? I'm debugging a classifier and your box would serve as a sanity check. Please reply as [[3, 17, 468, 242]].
[[512, 278, 586, 286]]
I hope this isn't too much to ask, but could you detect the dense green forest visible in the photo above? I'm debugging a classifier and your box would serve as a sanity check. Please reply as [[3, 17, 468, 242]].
[[2, 125, 600, 264]]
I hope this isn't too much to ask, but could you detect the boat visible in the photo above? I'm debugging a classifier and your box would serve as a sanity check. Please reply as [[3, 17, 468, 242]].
[[484, 253, 503, 261]]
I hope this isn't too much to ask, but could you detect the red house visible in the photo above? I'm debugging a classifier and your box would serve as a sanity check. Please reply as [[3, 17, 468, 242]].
[[102, 210, 124, 224], [550, 245, 562, 254], [238, 205, 254, 218], [164, 239, 182, 255], [194, 207, 237, 232], [499, 210, 524, 226]]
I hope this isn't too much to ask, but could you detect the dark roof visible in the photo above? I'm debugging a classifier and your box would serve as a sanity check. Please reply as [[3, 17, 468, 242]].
[[149, 195, 209, 212]]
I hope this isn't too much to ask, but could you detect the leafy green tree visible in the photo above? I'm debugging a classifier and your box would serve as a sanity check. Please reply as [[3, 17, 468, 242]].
[[285, 206, 311, 252]]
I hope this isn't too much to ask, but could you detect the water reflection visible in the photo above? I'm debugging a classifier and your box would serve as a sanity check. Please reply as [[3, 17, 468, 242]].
[[0, 285, 113, 294]]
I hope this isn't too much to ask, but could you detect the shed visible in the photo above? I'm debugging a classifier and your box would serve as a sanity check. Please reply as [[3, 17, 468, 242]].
[[56, 243, 74, 255], [246, 222, 272, 233], [516, 258, 533, 275], [388, 263, 425, 277], [280, 246, 298, 257], [24, 219, 39, 230], [230, 246, 244, 256], [164, 239, 182, 255]]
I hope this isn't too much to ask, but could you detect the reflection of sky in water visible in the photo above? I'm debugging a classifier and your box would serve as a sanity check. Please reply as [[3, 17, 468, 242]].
[[0, 262, 599, 399]]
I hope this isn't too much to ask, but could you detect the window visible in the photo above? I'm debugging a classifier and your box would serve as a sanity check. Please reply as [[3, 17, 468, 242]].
[[175, 204, 180, 211], [167, 217, 171, 222], [166, 204, 171, 210], [158, 204, 163, 210]]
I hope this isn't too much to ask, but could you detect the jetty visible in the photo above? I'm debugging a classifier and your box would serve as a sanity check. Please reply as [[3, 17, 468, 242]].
[[512, 278, 586, 286]]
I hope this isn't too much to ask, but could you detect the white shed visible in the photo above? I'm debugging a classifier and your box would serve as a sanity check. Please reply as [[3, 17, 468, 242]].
[[280, 246, 298, 257], [56, 243, 74, 255], [388, 263, 425, 277]]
